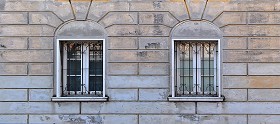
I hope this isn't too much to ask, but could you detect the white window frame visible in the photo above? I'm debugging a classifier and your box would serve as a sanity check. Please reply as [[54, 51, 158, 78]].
[[52, 39, 108, 102], [168, 39, 224, 102]]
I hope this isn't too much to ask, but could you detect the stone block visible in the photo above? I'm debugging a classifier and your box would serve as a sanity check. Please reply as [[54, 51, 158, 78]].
[[248, 37, 280, 49], [248, 12, 280, 24], [0, 50, 53, 62], [139, 12, 178, 27], [0, 1, 45, 11], [223, 76, 280, 89], [139, 115, 246, 124], [108, 37, 138, 50], [100, 12, 138, 27], [0, 76, 53, 88], [107, 76, 169, 88], [107, 89, 138, 101], [108, 63, 138, 75], [197, 102, 280, 114], [223, 89, 247, 101], [29, 12, 63, 27], [28, 37, 53, 49], [0, 115, 27, 123], [28, 63, 53, 75], [222, 63, 247, 75], [0, 89, 27, 101], [185, 0, 207, 20], [138, 37, 169, 49], [29, 115, 137, 124], [88, 2, 129, 21], [139, 63, 169, 75], [107, 25, 171, 36], [0, 37, 28, 50], [129, 2, 188, 21], [0, 25, 55, 36], [248, 89, 280, 101], [223, 50, 280, 62], [222, 25, 280, 37], [29, 89, 53, 101], [248, 63, 280, 75], [45, 1, 74, 21], [0, 102, 79, 114], [0, 63, 27, 75], [249, 115, 280, 124], [223, 37, 247, 50], [82, 102, 195, 114], [214, 12, 246, 27], [139, 89, 169, 101], [139, 25, 171, 36], [70, 1, 91, 20], [108, 50, 168, 62], [0, 12, 27, 24]]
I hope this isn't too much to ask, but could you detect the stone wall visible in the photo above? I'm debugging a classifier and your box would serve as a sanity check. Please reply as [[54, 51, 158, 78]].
[[0, 0, 280, 123]]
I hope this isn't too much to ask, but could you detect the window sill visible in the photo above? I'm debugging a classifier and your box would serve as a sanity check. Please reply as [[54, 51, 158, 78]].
[[168, 96, 225, 102], [51, 97, 108, 102]]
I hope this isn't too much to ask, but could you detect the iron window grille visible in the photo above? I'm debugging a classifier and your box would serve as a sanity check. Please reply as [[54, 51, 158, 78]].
[[171, 39, 221, 98], [59, 40, 105, 97]]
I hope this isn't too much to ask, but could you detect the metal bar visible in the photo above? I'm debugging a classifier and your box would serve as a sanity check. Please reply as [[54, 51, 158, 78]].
[[182, 43, 185, 95], [195, 43, 198, 95], [67, 43, 70, 95], [81, 43, 84, 95], [202, 43, 204, 95], [208, 42, 211, 95], [188, 42, 191, 95]]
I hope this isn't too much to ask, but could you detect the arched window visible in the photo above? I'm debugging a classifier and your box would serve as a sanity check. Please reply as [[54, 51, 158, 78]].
[[168, 21, 224, 102], [52, 21, 108, 101]]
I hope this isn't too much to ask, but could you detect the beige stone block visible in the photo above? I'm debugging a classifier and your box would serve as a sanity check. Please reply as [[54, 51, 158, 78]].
[[140, 115, 246, 124], [139, 25, 171, 36], [249, 115, 280, 124], [0, 76, 53, 88], [139, 37, 169, 49], [185, 0, 207, 20], [29, 12, 63, 27], [248, 37, 280, 49], [100, 12, 138, 27], [222, 25, 280, 37], [223, 50, 280, 62], [249, 63, 280, 75], [45, 1, 74, 21], [29, 115, 137, 124], [108, 63, 138, 75], [139, 63, 169, 75], [0, 63, 27, 75], [248, 89, 280, 101], [70, 1, 91, 20], [224, 76, 280, 89], [0, 115, 27, 123], [82, 102, 195, 114], [223, 89, 247, 101], [197, 102, 280, 114], [223, 37, 247, 50], [108, 50, 169, 62], [28, 37, 53, 49], [139, 89, 169, 101], [0, 37, 28, 49], [0, 102, 79, 114], [214, 12, 247, 27], [249, 12, 280, 24], [107, 25, 171, 36], [108, 37, 138, 49], [29, 89, 53, 101], [0, 50, 53, 62], [107, 89, 138, 101], [0, 12, 27, 24], [139, 12, 178, 27], [108, 76, 169, 88], [0, 89, 27, 101], [28, 63, 53, 75], [0, 25, 55, 36], [222, 63, 247, 75], [88, 2, 129, 21]]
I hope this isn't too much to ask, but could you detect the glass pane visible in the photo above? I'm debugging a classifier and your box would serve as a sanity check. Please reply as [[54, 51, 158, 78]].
[[201, 76, 214, 92], [89, 76, 103, 91], [179, 76, 193, 93], [89, 60, 103, 75], [67, 76, 81, 91], [68, 60, 81, 75]]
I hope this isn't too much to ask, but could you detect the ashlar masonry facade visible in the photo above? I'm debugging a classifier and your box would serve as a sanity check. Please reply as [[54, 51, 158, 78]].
[[0, 0, 280, 123]]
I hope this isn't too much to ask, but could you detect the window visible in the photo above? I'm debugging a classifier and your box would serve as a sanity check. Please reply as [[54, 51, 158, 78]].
[[52, 39, 107, 102], [169, 39, 223, 101]]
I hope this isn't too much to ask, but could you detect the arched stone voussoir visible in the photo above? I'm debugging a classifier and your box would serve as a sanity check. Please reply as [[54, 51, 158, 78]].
[[171, 21, 223, 39], [55, 20, 107, 38]]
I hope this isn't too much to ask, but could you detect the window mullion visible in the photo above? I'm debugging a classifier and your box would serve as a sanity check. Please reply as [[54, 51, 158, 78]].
[[82, 44, 90, 94], [197, 44, 202, 94], [192, 44, 197, 94]]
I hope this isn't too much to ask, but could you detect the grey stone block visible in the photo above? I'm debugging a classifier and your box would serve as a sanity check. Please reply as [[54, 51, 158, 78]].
[[223, 89, 247, 101], [0, 89, 27, 101], [0, 37, 28, 50], [223, 37, 247, 50], [108, 37, 138, 50], [139, 37, 169, 50], [28, 37, 53, 50], [139, 12, 178, 27], [28, 63, 53, 75], [249, 115, 280, 124], [0, 76, 53, 88], [0, 63, 27, 75], [139, 89, 169, 101], [0, 25, 55, 36], [107, 89, 138, 101], [29, 89, 53, 101], [29, 12, 63, 27], [0, 115, 27, 123], [0, 12, 28, 24], [248, 63, 280, 75], [248, 89, 280, 101], [70, 1, 91, 20], [100, 12, 138, 27], [107, 76, 169, 88], [0, 50, 53, 62], [139, 63, 169, 75], [222, 63, 247, 75], [108, 63, 138, 75]]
